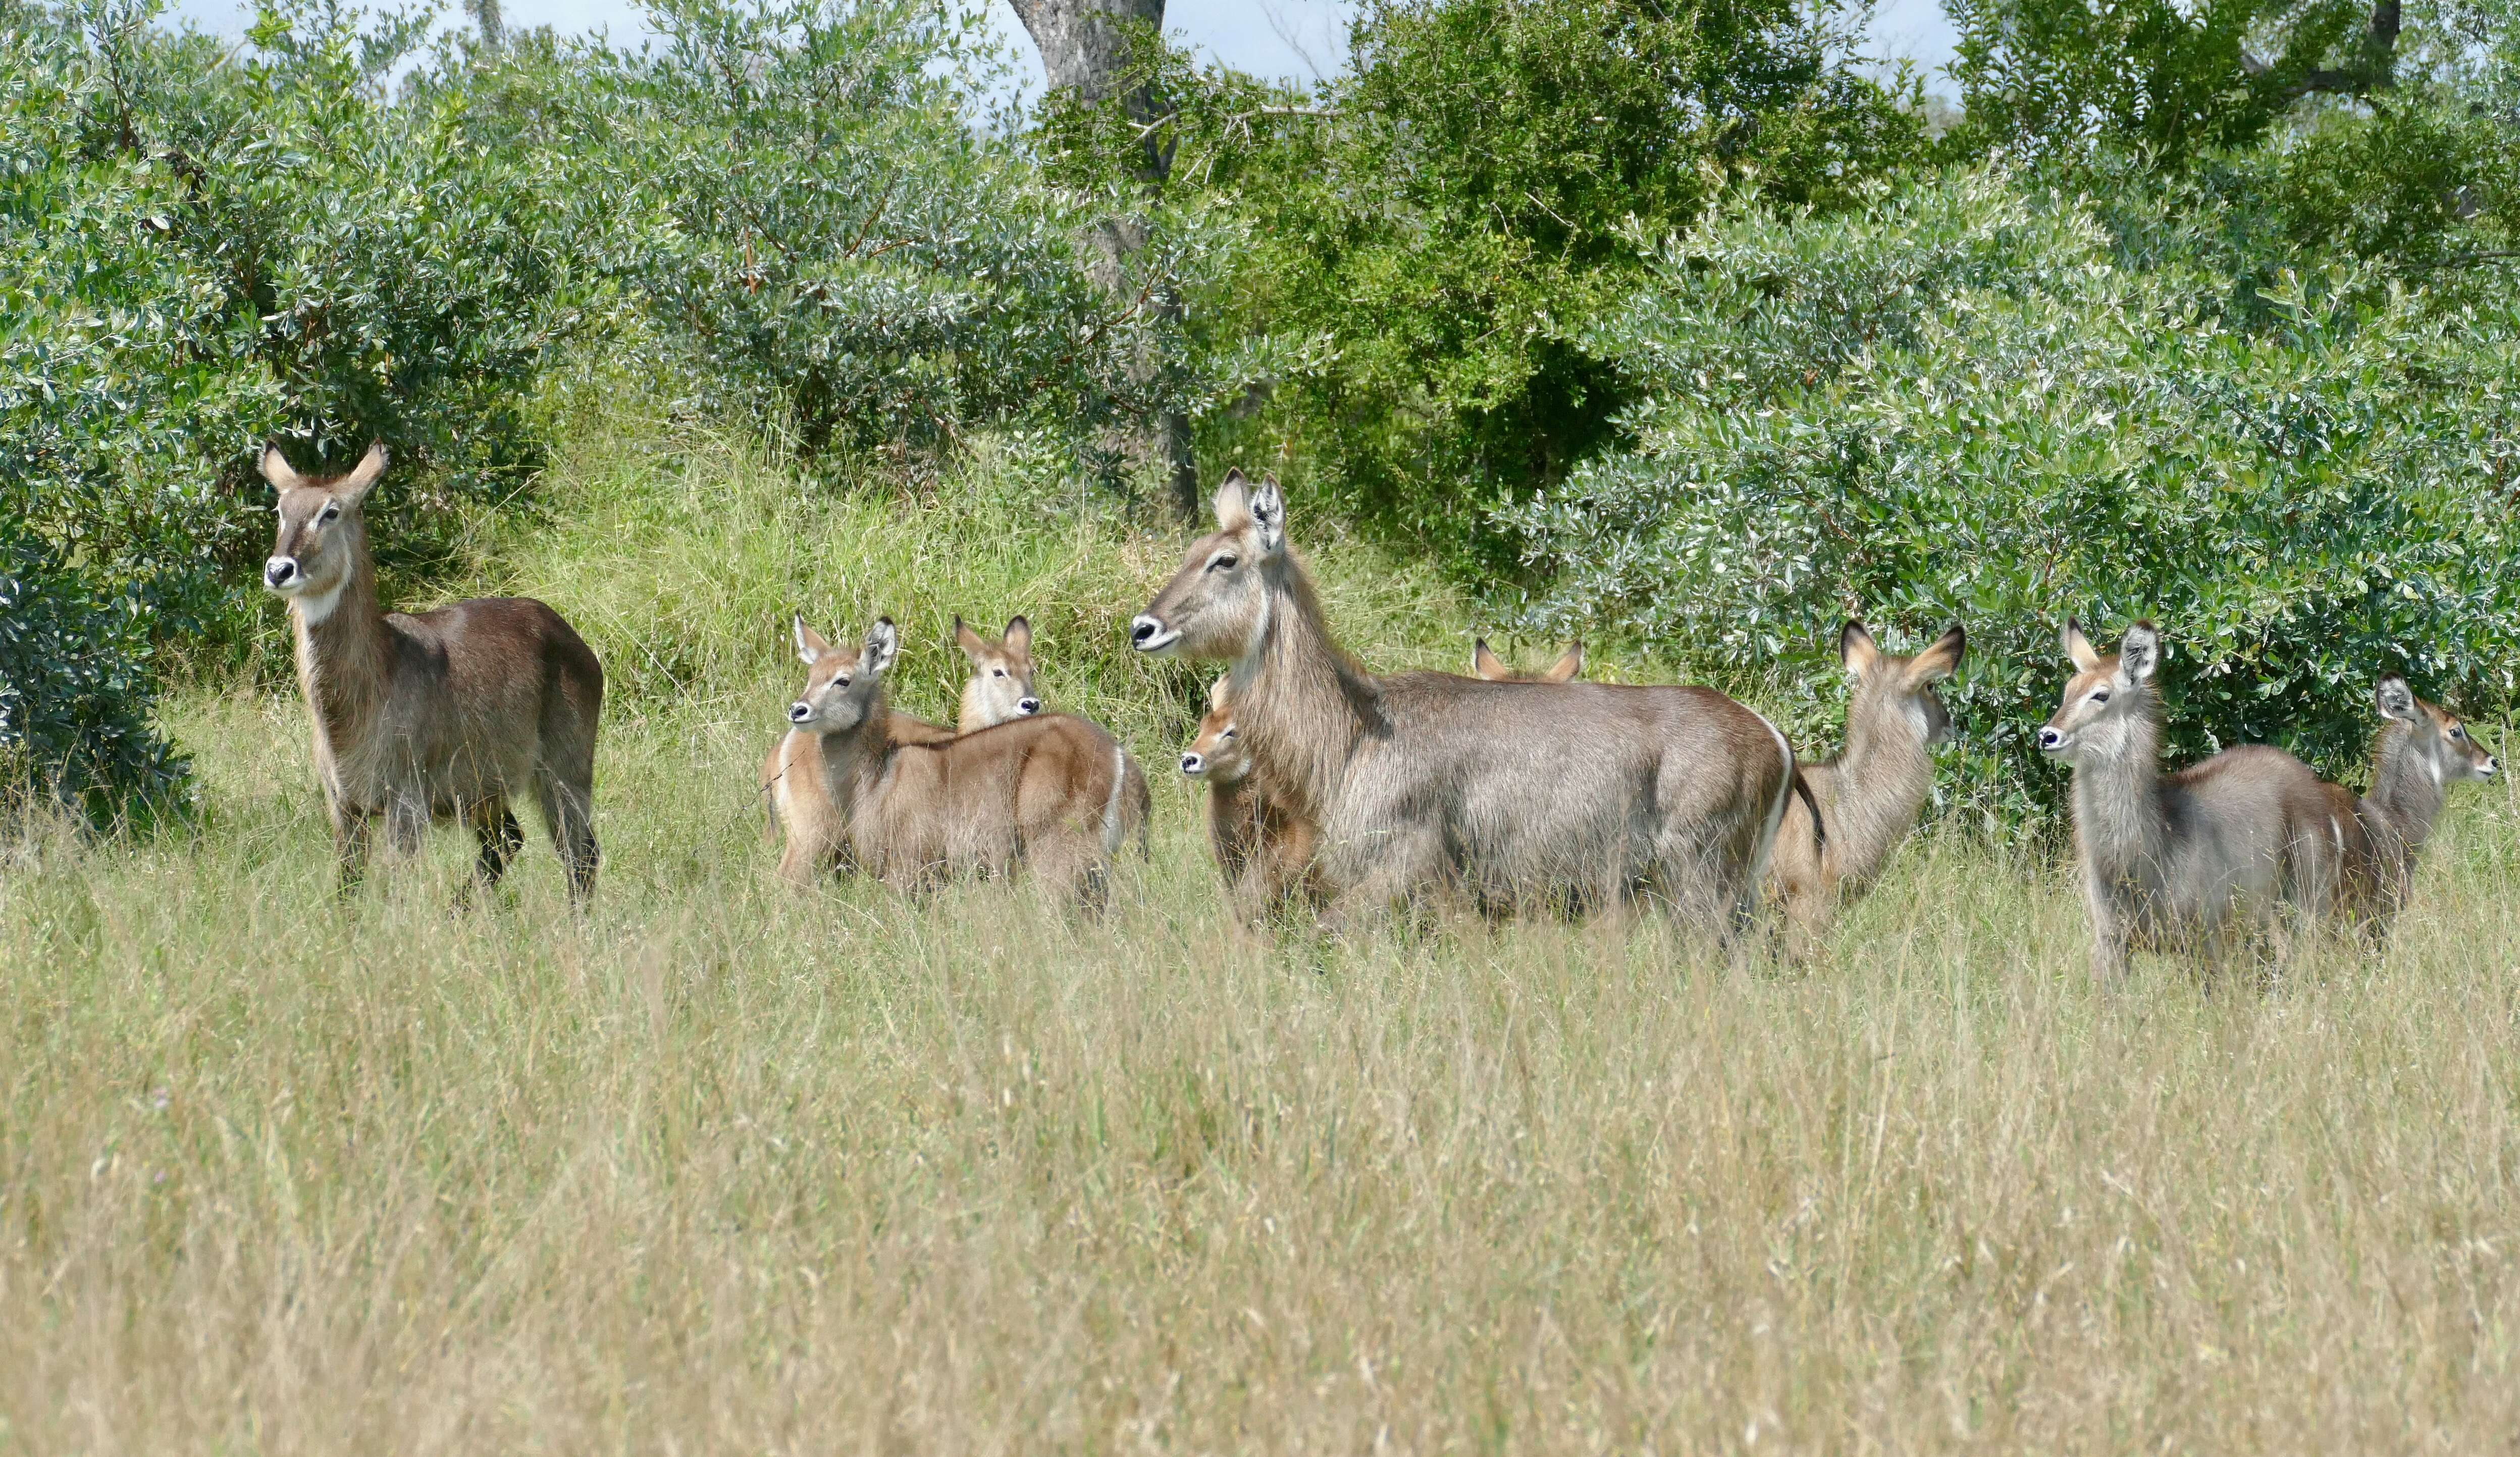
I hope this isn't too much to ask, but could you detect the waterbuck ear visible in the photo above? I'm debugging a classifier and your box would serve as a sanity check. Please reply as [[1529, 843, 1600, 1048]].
[[259, 442, 305, 492], [861, 617, 900, 677], [2375, 676, 2419, 722], [337, 441, 388, 502], [1839, 621, 1880, 678], [1206, 674, 1232, 712], [1213, 469, 1253, 532], [1002, 615, 1031, 658], [954, 614, 988, 662], [794, 614, 833, 665], [2117, 621, 2160, 682], [1247, 475, 1286, 555], [2062, 619, 2102, 672], [1471, 638, 1509, 681], [1906, 623, 1965, 685], [1540, 641, 1584, 683]]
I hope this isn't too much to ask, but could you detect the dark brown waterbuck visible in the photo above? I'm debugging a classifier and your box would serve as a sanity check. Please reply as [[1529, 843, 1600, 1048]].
[[1769, 621, 1965, 937], [776, 618, 1148, 903], [260, 442, 603, 902], [2354, 676, 2500, 930], [2039, 619, 2369, 979], [1130, 471, 1800, 933]]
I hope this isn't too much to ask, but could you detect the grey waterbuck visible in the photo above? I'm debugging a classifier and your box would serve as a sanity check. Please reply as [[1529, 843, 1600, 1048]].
[[260, 442, 603, 902], [2355, 676, 2500, 927], [1130, 471, 1800, 933], [777, 617, 1148, 902], [1179, 677, 1318, 920], [1470, 638, 1584, 683], [1769, 621, 1965, 936], [2038, 619, 2369, 979]]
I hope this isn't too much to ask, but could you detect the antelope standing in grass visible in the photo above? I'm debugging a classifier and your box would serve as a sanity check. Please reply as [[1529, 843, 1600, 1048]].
[[1470, 639, 1584, 683], [2039, 620, 2369, 980], [2355, 677, 2499, 929], [1179, 677, 1318, 919], [776, 618, 1148, 902], [760, 613, 1043, 845], [1130, 471, 1800, 935], [1768, 621, 1965, 937], [260, 442, 603, 903]]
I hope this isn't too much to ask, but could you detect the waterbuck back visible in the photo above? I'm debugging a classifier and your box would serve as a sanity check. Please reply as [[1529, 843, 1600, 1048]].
[[778, 618, 1145, 904], [260, 442, 602, 903], [2354, 675, 2500, 928], [1130, 472, 1797, 935], [2038, 619, 2369, 979], [1769, 620, 1964, 937]]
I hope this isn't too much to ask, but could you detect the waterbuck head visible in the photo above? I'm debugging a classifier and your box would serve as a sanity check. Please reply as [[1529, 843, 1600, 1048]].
[[1841, 621, 1965, 747], [2375, 677, 2499, 787], [787, 616, 898, 735], [2038, 619, 2158, 762], [956, 614, 1041, 727], [1131, 469, 1284, 660], [1179, 678, 1249, 784], [1470, 638, 1584, 683], [261, 441, 388, 620]]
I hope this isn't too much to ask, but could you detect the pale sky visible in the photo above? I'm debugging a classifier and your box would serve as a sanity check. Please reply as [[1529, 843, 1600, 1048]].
[[163, 0, 1962, 90]]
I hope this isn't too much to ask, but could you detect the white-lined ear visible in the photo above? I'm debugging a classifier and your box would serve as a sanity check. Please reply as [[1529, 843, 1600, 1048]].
[[2118, 621, 2160, 682], [338, 441, 388, 501], [1471, 639, 1509, 680], [1247, 475, 1285, 555], [1907, 623, 1965, 684], [1206, 675, 1232, 712], [862, 617, 899, 676], [1213, 469, 1252, 532], [1002, 615, 1030, 658], [1839, 621, 1879, 678], [794, 614, 832, 665], [1540, 641, 1583, 683], [2375, 677, 2418, 722], [259, 443, 305, 492], [2062, 619, 2101, 672], [954, 614, 988, 662]]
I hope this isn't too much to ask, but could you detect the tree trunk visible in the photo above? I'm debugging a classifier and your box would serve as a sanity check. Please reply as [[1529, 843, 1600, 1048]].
[[1011, 0, 1200, 526]]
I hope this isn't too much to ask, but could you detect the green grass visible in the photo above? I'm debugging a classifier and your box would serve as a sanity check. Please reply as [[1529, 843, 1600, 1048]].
[[5, 415, 2518, 1451]]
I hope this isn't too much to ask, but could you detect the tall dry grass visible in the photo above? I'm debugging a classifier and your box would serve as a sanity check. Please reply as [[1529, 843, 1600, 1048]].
[[5, 417, 2516, 1452]]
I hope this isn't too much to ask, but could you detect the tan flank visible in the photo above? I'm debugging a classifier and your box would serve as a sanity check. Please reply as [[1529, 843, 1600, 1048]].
[[1769, 621, 1965, 937], [1469, 638, 1584, 683], [1179, 677, 1320, 921], [259, 442, 603, 903], [1129, 471, 1798, 934], [2039, 619, 2371, 980], [2354, 675, 2501, 929], [774, 617, 1148, 903]]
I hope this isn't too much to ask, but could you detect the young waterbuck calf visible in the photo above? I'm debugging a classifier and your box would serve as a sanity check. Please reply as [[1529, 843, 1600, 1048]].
[[955, 614, 1043, 732], [1131, 471, 1799, 935], [777, 618, 1147, 902], [1179, 678, 1318, 920], [2355, 676, 2500, 927], [260, 442, 603, 902], [1470, 639, 1584, 683], [2039, 620, 2368, 980], [1768, 621, 1965, 936]]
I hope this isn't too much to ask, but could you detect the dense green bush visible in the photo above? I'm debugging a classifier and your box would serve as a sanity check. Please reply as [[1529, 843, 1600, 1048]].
[[0, 521, 187, 820], [1500, 170, 2520, 823]]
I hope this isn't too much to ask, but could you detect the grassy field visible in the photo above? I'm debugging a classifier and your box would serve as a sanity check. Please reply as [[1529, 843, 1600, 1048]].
[[5, 420, 2518, 1452]]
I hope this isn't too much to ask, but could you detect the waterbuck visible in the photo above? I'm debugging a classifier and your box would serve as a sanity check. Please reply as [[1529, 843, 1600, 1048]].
[[1179, 677, 1318, 920], [2355, 676, 2500, 927], [1470, 638, 1584, 683], [259, 442, 602, 903], [1129, 471, 1799, 934], [777, 618, 1148, 903], [761, 613, 1042, 845], [1768, 621, 1965, 936], [2038, 620, 2368, 979]]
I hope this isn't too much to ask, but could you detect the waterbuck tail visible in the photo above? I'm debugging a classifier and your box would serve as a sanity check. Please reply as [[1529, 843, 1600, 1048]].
[[1792, 767, 1828, 859]]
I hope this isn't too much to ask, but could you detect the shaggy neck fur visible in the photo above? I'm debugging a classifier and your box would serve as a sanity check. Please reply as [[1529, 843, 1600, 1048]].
[[2070, 688, 2169, 889], [1226, 551, 1383, 824], [814, 685, 903, 824], [292, 523, 394, 759], [1822, 685, 1937, 889], [2365, 721, 2446, 858]]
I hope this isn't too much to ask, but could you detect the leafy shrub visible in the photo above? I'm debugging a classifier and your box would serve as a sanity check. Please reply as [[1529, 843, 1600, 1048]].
[[1501, 170, 2520, 824], [0, 520, 187, 822]]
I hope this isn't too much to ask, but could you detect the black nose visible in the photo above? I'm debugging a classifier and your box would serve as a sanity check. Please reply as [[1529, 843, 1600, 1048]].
[[2037, 727, 2064, 750], [264, 557, 297, 588], [1180, 752, 1203, 775], [1130, 618, 1160, 646], [1017, 697, 1041, 715], [789, 702, 812, 723]]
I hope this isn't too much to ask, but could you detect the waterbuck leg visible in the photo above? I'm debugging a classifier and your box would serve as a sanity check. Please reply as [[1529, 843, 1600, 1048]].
[[470, 801, 525, 894], [534, 769, 600, 908], [333, 808, 375, 901]]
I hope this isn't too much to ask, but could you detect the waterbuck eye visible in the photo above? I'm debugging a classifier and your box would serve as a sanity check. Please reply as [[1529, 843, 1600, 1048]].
[[1208, 552, 1238, 573], [1221, 726, 1236, 739], [2452, 725, 2468, 741], [992, 667, 1007, 678], [318, 504, 340, 524], [834, 675, 851, 689], [2089, 689, 2110, 705]]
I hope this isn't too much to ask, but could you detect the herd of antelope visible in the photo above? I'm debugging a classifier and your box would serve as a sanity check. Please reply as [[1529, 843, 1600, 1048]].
[[257, 448, 2500, 978]]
